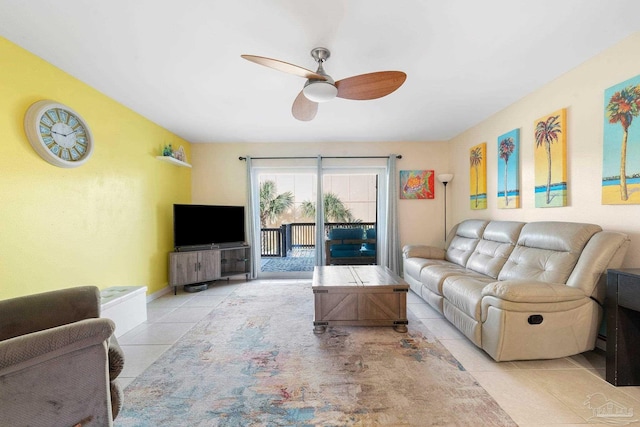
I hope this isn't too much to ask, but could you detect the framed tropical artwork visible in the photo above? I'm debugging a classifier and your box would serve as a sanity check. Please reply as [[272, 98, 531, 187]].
[[497, 129, 520, 209], [534, 108, 567, 208], [602, 74, 640, 205], [469, 143, 487, 210], [400, 170, 434, 199]]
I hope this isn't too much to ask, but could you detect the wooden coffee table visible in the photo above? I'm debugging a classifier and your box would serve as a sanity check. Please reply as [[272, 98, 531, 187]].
[[312, 265, 409, 333]]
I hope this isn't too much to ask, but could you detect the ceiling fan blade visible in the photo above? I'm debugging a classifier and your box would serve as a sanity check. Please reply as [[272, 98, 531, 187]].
[[292, 91, 318, 121], [336, 71, 407, 100], [241, 55, 327, 80]]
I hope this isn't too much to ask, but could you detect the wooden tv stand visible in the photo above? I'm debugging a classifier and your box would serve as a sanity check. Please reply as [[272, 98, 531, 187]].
[[169, 244, 250, 294]]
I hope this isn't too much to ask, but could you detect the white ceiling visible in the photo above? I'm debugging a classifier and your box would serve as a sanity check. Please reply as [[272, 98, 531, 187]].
[[1, 1, 639, 144]]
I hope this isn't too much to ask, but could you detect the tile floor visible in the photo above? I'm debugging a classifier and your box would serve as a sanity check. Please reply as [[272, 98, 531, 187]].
[[117, 279, 640, 426]]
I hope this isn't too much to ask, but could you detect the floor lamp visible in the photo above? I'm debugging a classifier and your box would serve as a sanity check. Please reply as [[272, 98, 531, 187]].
[[437, 173, 454, 241]]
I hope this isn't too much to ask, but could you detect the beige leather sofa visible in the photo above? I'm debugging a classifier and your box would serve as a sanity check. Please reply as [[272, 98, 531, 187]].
[[0, 286, 124, 427], [403, 220, 630, 361]]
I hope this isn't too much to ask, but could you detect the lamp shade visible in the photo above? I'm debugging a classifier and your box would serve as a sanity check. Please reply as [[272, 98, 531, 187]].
[[437, 173, 454, 184], [303, 81, 338, 103]]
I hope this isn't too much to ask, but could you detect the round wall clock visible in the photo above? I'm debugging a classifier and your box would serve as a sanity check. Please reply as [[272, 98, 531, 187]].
[[24, 100, 94, 168]]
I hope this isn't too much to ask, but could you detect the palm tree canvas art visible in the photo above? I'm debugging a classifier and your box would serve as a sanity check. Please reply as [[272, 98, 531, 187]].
[[534, 108, 567, 208], [469, 143, 487, 210], [602, 74, 640, 205], [497, 129, 520, 209]]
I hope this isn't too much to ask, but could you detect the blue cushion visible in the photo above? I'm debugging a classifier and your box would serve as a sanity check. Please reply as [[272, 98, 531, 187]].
[[331, 249, 363, 258], [328, 228, 364, 240], [328, 228, 365, 258], [360, 248, 376, 257]]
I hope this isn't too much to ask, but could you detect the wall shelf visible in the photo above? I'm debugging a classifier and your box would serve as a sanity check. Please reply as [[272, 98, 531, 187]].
[[156, 156, 192, 168]]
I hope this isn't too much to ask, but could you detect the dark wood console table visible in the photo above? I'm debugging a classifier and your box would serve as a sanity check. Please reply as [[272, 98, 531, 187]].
[[606, 268, 640, 386]]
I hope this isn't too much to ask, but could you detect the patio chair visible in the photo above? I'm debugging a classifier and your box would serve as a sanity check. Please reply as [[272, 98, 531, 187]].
[[325, 227, 376, 265]]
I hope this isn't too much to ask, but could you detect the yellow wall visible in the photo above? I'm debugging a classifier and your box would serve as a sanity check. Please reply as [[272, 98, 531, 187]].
[[190, 141, 450, 250], [0, 37, 191, 299], [449, 31, 640, 267]]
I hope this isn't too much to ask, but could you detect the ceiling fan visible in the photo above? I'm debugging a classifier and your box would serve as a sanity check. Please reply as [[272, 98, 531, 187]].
[[241, 47, 407, 121]]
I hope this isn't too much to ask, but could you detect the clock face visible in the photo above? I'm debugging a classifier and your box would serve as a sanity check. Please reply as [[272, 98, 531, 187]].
[[25, 100, 94, 168]]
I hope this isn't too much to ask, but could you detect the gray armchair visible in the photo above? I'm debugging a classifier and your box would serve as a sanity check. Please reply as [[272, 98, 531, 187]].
[[0, 286, 124, 427]]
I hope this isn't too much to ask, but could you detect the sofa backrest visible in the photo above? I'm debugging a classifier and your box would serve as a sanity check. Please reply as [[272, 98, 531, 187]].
[[445, 219, 489, 267], [566, 230, 630, 302], [497, 221, 602, 284], [466, 221, 525, 279]]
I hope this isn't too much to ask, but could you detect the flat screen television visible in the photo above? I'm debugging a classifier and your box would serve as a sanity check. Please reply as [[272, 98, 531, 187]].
[[173, 204, 246, 249]]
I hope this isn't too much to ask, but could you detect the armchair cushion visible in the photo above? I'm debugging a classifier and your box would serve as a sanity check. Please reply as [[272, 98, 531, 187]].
[[0, 286, 100, 341], [0, 286, 124, 426]]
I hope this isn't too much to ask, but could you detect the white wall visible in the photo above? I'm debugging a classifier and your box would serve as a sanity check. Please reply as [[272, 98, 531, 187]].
[[448, 32, 640, 267]]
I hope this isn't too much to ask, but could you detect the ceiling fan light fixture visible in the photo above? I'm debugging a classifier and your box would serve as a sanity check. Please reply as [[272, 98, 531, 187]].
[[302, 80, 338, 103]]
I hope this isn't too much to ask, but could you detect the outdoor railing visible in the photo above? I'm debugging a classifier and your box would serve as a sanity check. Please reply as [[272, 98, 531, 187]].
[[261, 228, 284, 257], [260, 222, 375, 257]]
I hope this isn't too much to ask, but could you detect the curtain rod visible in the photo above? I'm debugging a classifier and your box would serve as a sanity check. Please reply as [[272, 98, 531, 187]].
[[239, 155, 402, 161]]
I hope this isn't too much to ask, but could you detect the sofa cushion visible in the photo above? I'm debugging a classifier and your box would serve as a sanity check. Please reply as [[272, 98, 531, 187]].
[[420, 263, 486, 296], [466, 221, 525, 278], [497, 222, 601, 284], [404, 257, 447, 282], [443, 275, 495, 320], [481, 280, 587, 303], [445, 219, 489, 266]]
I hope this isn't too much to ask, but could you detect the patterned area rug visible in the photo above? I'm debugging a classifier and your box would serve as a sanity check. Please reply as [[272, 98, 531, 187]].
[[117, 282, 516, 426]]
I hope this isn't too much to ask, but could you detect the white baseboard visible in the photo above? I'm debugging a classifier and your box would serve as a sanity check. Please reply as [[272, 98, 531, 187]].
[[147, 285, 172, 302]]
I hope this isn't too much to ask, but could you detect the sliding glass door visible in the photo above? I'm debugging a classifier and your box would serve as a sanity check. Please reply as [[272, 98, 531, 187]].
[[257, 169, 318, 278], [248, 157, 392, 279]]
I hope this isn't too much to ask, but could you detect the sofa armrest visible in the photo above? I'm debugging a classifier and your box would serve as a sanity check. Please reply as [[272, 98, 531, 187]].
[[108, 335, 125, 381], [481, 280, 587, 303], [0, 318, 114, 375], [402, 245, 445, 260]]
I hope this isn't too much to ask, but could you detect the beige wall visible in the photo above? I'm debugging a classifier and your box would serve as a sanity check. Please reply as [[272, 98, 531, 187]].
[[449, 32, 640, 267], [191, 141, 450, 249], [192, 32, 640, 269]]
